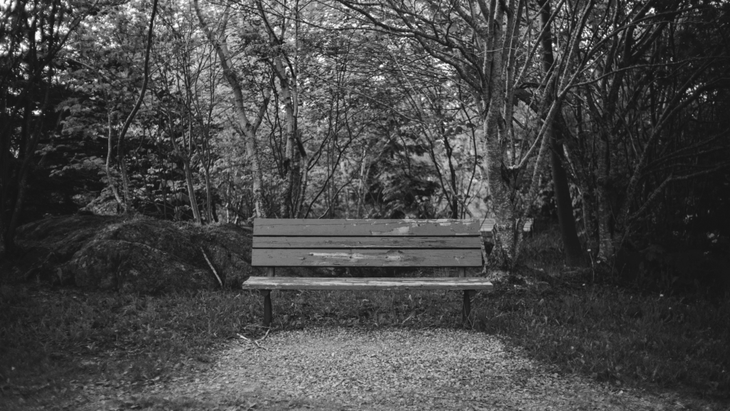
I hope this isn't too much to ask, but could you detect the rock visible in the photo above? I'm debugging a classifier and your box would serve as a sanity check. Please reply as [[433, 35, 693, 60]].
[[190, 224, 256, 288], [5, 215, 269, 293], [2, 214, 121, 284]]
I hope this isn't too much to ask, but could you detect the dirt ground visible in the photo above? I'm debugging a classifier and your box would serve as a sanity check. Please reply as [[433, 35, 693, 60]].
[[3, 328, 722, 411]]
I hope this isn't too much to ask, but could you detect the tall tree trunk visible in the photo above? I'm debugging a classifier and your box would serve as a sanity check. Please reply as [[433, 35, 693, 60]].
[[550, 136, 584, 265], [257, 0, 305, 218], [537, 0, 584, 266], [482, 0, 515, 267], [273, 54, 302, 218], [4, 117, 39, 255]]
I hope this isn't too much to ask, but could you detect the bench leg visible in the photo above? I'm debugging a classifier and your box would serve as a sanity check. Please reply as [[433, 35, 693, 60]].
[[462, 290, 472, 325], [459, 268, 472, 325], [263, 290, 272, 327], [263, 267, 275, 327]]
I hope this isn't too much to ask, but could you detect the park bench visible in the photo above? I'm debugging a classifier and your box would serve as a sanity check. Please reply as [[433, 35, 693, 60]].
[[243, 218, 495, 326]]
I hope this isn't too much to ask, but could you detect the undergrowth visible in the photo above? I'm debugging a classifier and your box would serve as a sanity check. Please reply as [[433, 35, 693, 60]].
[[0, 289, 256, 393], [478, 283, 730, 400], [1, 228, 728, 405]]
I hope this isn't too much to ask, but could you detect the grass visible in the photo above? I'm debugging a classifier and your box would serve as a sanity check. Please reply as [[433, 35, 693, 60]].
[[479, 283, 730, 398], [0, 289, 256, 400], [1, 229, 729, 407]]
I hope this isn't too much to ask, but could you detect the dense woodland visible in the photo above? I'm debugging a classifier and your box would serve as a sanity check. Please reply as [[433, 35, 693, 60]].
[[2, 2, 730, 405], [2, 0, 730, 279]]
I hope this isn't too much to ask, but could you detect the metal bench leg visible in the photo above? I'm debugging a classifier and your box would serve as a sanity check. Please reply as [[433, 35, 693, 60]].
[[462, 290, 472, 325], [459, 268, 472, 325], [263, 290, 272, 327], [263, 267, 275, 327]]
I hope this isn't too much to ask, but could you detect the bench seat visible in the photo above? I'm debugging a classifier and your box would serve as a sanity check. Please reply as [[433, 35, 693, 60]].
[[243, 276, 495, 291]]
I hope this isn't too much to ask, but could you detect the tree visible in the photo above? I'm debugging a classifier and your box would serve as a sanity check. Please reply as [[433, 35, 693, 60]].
[[194, 0, 269, 218], [559, 0, 730, 262], [254, 0, 308, 218], [62, 0, 160, 215], [333, 0, 583, 266], [113, 0, 158, 212], [153, 0, 221, 224], [1, 0, 94, 253], [535, 0, 584, 266]]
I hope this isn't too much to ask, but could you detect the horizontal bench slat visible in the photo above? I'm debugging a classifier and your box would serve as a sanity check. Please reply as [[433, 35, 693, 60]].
[[253, 236, 483, 249], [243, 277, 493, 290], [253, 218, 495, 237], [251, 248, 482, 267]]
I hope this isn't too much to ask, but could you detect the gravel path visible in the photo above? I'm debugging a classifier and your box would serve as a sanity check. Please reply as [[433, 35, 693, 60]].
[[74, 327, 713, 411]]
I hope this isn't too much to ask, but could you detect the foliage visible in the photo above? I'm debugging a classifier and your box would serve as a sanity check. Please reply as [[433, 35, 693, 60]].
[[558, 0, 730, 262], [1, 0, 93, 252], [3, 0, 730, 276]]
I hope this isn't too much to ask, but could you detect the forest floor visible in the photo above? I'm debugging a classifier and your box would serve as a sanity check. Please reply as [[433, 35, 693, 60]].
[[9, 329, 721, 411], [1, 283, 728, 411]]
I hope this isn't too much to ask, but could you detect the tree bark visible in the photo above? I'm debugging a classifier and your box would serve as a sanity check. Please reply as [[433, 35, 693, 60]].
[[183, 159, 202, 224], [203, 165, 216, 223], [537, 0, 584, 266], [105, 111, 124, 212], [273, 55, 301, 218], [482, 0, 516, 268]]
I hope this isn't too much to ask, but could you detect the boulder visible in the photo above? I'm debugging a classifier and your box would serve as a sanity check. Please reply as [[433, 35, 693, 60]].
[[3, 215, 265, 293], [68, 218, 218, 293]]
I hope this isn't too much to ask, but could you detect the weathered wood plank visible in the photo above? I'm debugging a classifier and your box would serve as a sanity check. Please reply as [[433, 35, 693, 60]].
[[251, 248, 482, 267], [253, 236, 483, 249], [242, 277, 494, 290], [253, 218, 495, 237]]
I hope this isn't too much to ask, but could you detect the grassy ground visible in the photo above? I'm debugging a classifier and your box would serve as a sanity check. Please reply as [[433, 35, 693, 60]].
[[1, 231, 729, 407]]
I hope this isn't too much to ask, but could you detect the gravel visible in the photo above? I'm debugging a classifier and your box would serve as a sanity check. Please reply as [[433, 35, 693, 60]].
[[132, 327, 706, 410]]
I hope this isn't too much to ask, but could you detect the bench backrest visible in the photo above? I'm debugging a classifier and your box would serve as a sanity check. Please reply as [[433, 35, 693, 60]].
[[251, 218, 495, 268]]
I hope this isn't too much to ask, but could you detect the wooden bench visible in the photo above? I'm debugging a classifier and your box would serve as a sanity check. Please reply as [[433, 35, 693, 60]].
[[244, 218, 495, 326]]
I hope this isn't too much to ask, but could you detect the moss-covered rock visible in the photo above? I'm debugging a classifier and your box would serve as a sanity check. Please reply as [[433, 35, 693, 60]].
[[2, 215, 264, 293]]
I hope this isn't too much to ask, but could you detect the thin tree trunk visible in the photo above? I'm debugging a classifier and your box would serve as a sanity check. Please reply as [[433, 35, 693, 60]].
[[162, 178, 168, 220], [114, 0, 158, 213], [444, 134, 459, 219], [203, 166, 215, 223], [183, 159, 201, 224], [105, 111, 124, 211], [194, 1, 266, 217]]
